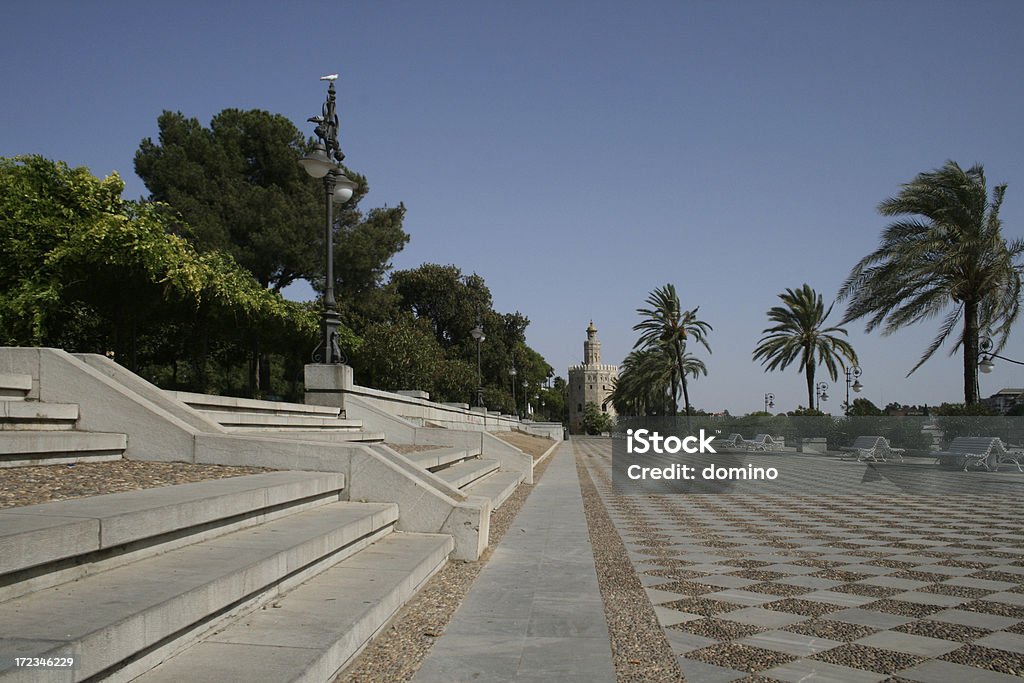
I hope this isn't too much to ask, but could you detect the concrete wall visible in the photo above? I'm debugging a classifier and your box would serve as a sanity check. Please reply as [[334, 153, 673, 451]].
[[344, 383, 524, 432]]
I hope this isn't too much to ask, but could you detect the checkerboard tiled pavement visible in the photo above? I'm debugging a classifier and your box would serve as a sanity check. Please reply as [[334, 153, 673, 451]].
[[577, 438, 1024, 681]]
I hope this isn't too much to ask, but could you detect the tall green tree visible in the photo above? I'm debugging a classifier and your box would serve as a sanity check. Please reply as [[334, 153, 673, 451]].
[[611, 346, 706, 417], [838, 161, 1022, 404], [753, 284, 858, 410], [0, 155, 322, 383], [382, 264, 549, 408], [632, 283, 712, 416], [135, 109, 323, 290]]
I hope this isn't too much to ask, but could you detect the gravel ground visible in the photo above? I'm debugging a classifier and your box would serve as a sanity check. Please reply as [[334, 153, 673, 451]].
[[575, 445, 682, 682], [0, 460, 275, 509], [493, 430, 557, 459], [335, 453, 557, 683]]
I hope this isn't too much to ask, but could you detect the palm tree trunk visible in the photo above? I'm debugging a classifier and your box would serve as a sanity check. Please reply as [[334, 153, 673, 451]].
[[806, 363, 816, 411], [964, 299, 979, 405], [670, 368, 679, 416], [681, 375, 692, 416]]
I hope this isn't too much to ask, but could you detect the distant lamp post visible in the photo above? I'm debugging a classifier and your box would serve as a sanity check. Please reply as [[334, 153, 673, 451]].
[[522, 379, 529, 419], [300, 74, 359, 365], [845, 366, 863, 416], [979, 335, 1024, 374], [815, 382, 829, 412], [471, 319, 486, 407], [509, 364, 518, 416], [764, 393, 775, 413]]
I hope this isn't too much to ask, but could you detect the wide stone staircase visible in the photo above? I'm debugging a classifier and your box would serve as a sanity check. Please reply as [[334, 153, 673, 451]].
[[165, 389, 523, 510], [393, 443, 524, 511], [0, 471, 452, 682], [0, 373, 126, 468], [0, 347, 539, 680]]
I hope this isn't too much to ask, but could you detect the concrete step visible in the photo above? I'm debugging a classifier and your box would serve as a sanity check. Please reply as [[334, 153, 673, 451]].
[[204, 411, 363, 430], [136, 531, 453, 683], [229, 428, 387, 443], [0, 501, 398, 683], [405, 446, 482, 470], [463, 469, 525, 511], [0, 374, 31, 401], [168, 391, 341, 418], [431, 458, 500, 490], [0, 430, 125, 468], [0, 471, 346, 597], [0, 401, 78, 430]]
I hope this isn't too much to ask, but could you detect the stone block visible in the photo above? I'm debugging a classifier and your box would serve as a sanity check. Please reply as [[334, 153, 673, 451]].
[[397, 390, 430, 399], [801, 437, 828, 454]]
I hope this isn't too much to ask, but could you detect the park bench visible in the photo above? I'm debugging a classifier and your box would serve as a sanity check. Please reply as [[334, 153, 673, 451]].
[[743, 433, 783, 451], [714, 433, 746, 450], [933, 436, 1008, 472], [840, 435, 905, 463]]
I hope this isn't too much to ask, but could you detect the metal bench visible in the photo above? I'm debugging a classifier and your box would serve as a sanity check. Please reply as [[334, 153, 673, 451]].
[[840, 436, 905, 463], [743, 434, 782, 451], [933, 437, 1005, 472]]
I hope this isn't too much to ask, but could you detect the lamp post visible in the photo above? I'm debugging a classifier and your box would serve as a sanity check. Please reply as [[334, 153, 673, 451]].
[[979, 336, 1024, 374], [510, 364, 518, 417], [815, 382, 829, 412], [471, 318, 485, 407], [844, 366, 863, 416], [764, 392, 775, 413], [299, 75, 359, 365], [522, 379, 529, 419]]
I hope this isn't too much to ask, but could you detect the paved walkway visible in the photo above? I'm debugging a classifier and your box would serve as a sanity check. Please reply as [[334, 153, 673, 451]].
[[578, 437, 1024, 682], [413, 441, 615, 682]]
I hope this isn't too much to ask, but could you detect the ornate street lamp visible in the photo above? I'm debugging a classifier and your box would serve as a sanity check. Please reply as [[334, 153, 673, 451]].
[[764, 392, 775, 413], [979, 336, 1024, 374], [300, 75, 359, 365], [522, 379, 529, 419], [471, 318, 485, 407], [845, 366, 863, 416], [815, 382, 829, 412]]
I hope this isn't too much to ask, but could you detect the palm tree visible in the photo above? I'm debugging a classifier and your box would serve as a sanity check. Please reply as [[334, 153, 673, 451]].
[[753, 284, 858, 410], [838, 161, 1023, 404], [611, 346, 707, 416], [633, 283, 711, 416]]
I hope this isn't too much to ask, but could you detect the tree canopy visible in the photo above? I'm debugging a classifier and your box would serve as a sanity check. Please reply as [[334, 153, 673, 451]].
[[753, 284, 857, 411], [0, 155, 323, 382], [838, 161, 1022, 404]]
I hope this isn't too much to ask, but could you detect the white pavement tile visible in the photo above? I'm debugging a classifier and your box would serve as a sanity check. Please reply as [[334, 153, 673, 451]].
[[765, 658, 887, 682], [855, 630, 961, 656]]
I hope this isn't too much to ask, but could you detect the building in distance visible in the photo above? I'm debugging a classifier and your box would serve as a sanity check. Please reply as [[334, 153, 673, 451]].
[[568, 321, 618, 433]]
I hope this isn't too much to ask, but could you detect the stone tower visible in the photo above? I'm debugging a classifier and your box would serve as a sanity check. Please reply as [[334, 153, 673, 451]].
[[568, 321, 618, 433]]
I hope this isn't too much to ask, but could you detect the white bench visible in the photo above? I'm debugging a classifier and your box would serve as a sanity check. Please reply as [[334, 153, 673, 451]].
[[743, 434, 782, 451], [840, 436, 905, 463], [933, 437, 1006, 472]]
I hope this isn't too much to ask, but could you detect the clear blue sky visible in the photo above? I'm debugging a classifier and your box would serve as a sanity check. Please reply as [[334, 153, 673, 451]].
[[4, 1, 1024, 414]]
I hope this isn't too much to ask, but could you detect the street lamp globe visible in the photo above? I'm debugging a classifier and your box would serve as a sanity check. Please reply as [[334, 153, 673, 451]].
[[299, 142, 335, 179], [332, 171, 358, 203]]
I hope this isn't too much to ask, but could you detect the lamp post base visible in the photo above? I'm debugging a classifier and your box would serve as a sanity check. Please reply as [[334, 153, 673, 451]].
[[304, 362, 353, 411], [312, 308, 345, 365]]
